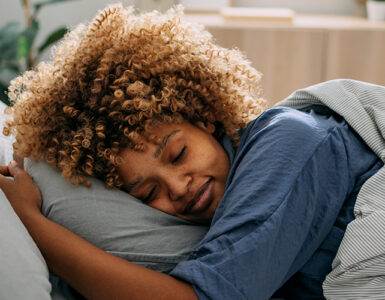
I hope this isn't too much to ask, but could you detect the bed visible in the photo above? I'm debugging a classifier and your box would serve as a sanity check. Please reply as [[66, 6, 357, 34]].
[[2, 79, 384, 299]]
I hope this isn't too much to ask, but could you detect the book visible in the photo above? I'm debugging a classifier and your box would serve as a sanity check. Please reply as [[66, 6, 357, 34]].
[[220, 7, 295, 22]]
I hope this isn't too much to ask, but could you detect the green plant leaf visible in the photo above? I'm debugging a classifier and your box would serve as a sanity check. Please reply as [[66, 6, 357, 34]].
[[0, 22, 21, 37], [17, 34, 28, 61], [0, 22, 22, 61], [37, 26, 68, 54], [17, 19, 39, 61], [34, 0, 76, 15], [0, 63, 20, 80], [0, 81, 11, 106], [25, 19, 39, 52]]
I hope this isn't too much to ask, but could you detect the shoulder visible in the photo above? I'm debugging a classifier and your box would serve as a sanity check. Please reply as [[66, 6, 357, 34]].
[[226, 107, 349, 187], [239, 107, 344, 151]]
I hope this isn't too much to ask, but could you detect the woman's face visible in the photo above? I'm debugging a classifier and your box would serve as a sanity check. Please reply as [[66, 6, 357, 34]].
[[118, 122, 230, 224]]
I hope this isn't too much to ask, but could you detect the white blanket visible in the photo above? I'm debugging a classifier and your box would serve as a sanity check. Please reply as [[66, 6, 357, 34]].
[[277, 79, 385, 299]]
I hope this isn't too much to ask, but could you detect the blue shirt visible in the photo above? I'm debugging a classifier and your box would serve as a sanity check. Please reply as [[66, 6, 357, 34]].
[[170, 107, 383, 299]]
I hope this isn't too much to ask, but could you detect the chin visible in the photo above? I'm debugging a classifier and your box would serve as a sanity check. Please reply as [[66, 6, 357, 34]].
[[199, 200, 218, 224]]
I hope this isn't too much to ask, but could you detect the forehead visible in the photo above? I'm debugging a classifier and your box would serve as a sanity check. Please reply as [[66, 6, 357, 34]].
[[117, 140, 156, 187], [147, 121, 186, 135], [118, 122, 187, 171], [140, 121, 201, 146]]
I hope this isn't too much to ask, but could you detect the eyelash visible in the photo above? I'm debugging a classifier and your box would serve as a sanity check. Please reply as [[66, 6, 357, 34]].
[[172, 146, 186, 164], [143, 146, 186, 204], [143, 186, 157, 204]]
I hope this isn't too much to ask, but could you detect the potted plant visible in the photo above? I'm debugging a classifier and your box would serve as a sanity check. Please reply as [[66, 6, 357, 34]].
[[0, 0, 72, 105], [367, 0, 385, 21]]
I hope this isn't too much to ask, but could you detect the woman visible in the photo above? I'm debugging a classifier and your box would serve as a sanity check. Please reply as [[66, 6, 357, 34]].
[[0, 5, 383, 299]]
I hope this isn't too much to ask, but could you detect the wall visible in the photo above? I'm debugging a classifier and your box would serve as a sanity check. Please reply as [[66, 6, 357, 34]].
[[0, 0, 365, 64], [0, 0, 361, 28], [0, 0, 135, 61]]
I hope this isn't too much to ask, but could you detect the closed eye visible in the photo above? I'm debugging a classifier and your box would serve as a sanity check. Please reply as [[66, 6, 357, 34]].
[[172, 146, 186, 164], [143, 186, 157, 204]]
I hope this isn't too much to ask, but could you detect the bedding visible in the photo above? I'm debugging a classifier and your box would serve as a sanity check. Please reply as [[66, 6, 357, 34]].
[[277, 79, 385, 299], [171, 107, 382, 299], [0, 102, 52, 300], [2, 79, 385, 299]]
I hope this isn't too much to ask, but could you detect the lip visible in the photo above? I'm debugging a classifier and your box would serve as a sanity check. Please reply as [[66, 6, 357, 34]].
[[183, 178, 214, 215]]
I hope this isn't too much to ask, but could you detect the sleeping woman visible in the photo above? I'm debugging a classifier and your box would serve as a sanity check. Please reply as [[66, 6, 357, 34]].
[[0, 5, 383, 300]]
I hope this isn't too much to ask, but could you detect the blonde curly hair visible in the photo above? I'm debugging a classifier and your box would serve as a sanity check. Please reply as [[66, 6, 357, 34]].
[[4, 4, 266, 188]]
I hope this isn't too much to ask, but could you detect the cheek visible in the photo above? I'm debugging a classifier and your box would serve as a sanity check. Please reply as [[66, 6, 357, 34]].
[[149, 195, 177, 216], [208, 141, 230, 174]]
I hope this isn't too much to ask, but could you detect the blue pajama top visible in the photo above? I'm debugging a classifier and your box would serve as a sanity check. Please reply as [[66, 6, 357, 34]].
[[170, 107, 383, 299]]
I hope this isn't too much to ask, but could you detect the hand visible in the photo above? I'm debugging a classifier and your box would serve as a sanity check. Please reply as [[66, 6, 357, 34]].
[[0, 161, 42, 222]]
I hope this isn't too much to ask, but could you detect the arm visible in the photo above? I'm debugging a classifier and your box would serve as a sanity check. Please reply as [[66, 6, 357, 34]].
[[0, 162, 197, 300]]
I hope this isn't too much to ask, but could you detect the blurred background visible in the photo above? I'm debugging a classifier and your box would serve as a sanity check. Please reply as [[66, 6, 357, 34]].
[[0, 0, 384, 106]]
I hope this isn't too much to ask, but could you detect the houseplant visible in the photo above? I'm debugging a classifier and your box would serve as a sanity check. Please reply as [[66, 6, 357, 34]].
[[0, 0, 72, 105], [367, 0, 385, 21]]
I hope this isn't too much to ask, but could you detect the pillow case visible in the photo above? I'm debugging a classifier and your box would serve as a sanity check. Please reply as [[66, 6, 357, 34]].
[[25, 159, 208, 273], [0, 102, 52, 300]]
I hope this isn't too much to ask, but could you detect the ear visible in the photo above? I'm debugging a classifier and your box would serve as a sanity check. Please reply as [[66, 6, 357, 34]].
[[195, 121, 215, 134]]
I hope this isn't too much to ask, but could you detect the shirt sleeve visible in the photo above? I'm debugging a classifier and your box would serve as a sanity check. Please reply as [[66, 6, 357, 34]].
[[170, 108, 380, 300]]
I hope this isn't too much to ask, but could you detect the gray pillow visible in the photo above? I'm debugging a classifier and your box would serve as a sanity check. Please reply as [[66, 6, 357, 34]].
[[25, 159, 208, 273]]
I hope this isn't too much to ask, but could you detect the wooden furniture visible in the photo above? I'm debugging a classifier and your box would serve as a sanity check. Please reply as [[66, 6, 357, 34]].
[[185, 14, 385, 106]]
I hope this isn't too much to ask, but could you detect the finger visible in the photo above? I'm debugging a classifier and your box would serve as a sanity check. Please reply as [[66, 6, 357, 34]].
[[8, 161, 25, 178], [13, 155, 24, 169], [0, 173, 14, 194], [0, 166, 10, 177], [8, 161, 32, 185]]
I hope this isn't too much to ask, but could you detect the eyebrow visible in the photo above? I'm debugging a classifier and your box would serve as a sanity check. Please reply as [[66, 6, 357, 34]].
[[154, 129, 180, 158], [125, 129, 181, 193], [125, 176, 143, 194]]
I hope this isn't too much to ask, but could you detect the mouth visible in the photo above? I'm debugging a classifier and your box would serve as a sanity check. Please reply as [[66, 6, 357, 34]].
[[183, 178, 214, 215]]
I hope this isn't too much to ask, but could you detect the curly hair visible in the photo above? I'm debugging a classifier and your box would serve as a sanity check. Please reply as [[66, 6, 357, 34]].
[[4, 4, 266, 188]]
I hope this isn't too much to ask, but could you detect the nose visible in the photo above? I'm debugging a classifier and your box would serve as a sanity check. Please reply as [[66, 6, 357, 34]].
[[164, 172, 192, 202]]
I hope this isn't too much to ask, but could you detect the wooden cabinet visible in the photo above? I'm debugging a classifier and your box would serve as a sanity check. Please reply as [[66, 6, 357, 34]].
[[185, 14, 385, 106]]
